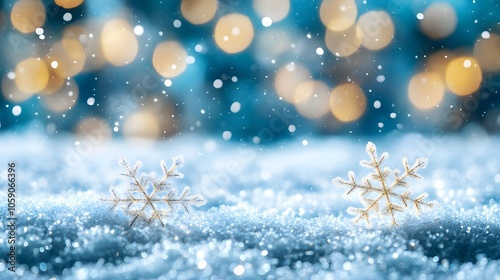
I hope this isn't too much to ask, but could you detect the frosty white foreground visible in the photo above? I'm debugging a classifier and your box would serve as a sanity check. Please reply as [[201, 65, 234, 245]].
[[0, 133, 499, 279]]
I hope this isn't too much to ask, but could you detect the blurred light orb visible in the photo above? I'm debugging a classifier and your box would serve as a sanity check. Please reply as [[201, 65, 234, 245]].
[[75, 117, 112, 150], [320, 0, 357, 31], [124, 111, 161, 140], [253, 0, 290, 22], [152, 41, 188, 78], [473, 33, 500, 72], [55, 0, 84, 9], [294, 81, 331, 119], [101, 19, 138, 66], [2, 75, 32, 102], [64, 24, 107, 71], [420, 3, 457, 39], [181, 0, 217, 25], [274, 63, 311, 103], [11, 0, 46, 34], [48, 39, 86, 77], [408, 72, 445, 109], [15, 58, 49, 94], [40, 65, 65, 95], [446, 57, 482, 96], [357, 11, 394, 50], [329, 83, 366, 122], [42, 79, 79, 112], [214, 14, 254, 54], [325, 25, 362, 57]]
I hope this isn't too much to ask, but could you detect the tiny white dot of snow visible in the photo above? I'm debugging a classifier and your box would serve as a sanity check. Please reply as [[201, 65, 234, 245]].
[[376, 75, 385, 83], [416, 13, 424, 20], [39, 35, 45, 40], [7, 72, 15, 80], [173, 19, 182, 28], [213, 79, 223, 89], [197, 260, 207, 269], [377, 65, 382, 70], [343, 262, 352, 271], [262, 17, 272, 27], [12, 106, 21, 116], [252, 136, 260, 144], [164, 79, 172, 87], [302, 139, 308, 146], [463, 59, 472, 68], [378, 122, 384, 128], [51, 61, 58, 69], [63, 13, 72, 21], [195, 44, 203, 52], [288, 124, 296, 132], [231, 27, 240, 36], [316, 47, 324, 55], [390, 112, 397, 118], [374, 100, 381, 109], [134, 25, 144, 36], [495, 174, 500, 183], [233, 265, 245, 276], [222, 131, 232, 140], [481, 31, 490, 39], [230, 101, 241, 113], [35, 28, 44, 35], [75, 141, 80, 146], [171, 64, 177, 70], [231, 76, 238, 82], [68, 91, 74, 97], [223, 35, 229, 41], [87, 97, 95, 106], [113, 127, 119, 132], [159, 31, 164, 36], [186, 56, 195, 64]]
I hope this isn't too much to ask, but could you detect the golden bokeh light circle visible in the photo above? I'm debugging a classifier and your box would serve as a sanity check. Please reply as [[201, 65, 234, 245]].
[[319, 0, 357, 32], [11, 0, 46, 34], [101, 19, 139, 66], [214, 14, 254, 54], [294, 80, 331, 119], [445, 57, 482, 96], [357, 11, 394, 50], [15, 57, 49, 94], [420, 3, 457, 39], [473, 34, 500, 72], [42, 79, 79, 112], [54, 0, 84, 9], [180, 0, 217, 25], [253, 0, 290, 22], [325, 24, 362, 57], [152, 41, 188, 78], [48, 39, 86, 78], [274, 63, 311, 103], [124, 111, 161, 140], [408, 72, 445, 109], [329, 83, 366, 122]]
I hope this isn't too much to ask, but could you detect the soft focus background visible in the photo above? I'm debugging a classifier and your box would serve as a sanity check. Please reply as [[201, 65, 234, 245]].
[[0, 0, 499, 141]]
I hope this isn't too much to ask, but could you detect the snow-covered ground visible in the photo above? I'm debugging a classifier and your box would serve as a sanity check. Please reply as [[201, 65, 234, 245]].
[[0, 132, 499, 279]]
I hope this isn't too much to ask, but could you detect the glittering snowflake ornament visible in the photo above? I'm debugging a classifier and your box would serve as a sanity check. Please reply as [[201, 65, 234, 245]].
[[333, 142, 436, 226], [102, 156, 207, 227]]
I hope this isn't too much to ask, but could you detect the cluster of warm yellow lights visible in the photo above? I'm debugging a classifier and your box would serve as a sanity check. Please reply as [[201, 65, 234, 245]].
[[320, 0, 395, 57], [275, 63, 367, 122], [407, 29, 499, 110]]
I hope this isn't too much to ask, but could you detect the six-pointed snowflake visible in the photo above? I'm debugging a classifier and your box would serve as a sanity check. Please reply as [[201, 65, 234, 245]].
[[102, 156, 207, 227], [333, 142, 436, 226]]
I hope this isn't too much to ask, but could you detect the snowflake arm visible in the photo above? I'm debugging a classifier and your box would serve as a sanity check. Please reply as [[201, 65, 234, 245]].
[[333, 142, 436, 226]]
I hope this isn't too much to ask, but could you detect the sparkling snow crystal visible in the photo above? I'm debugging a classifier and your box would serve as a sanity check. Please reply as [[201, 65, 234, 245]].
[[102, 156, 207, 226], [333, 142, 436, 226]]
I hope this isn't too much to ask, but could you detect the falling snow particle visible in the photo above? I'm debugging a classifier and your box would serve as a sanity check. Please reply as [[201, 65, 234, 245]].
[[222, 131, 232, 140], [416, 13, 424, 20], [316, 47, 324, 55], [134, 25, 144, 36], [230, 102, 241, 113], [231, 76, 238, 82], [87, 97, 95, 106], [288, 124, 296, 133], [63, 13, 72, 21], [164, 79, 172, 87], [262, 17, 272, 27], [481, 31, 490, 39], [173, 20, 182, 28], [186, 56, 195, 64], [35, 28, 44, 35], [463, 59, 472, 68], [7, 72, 15, 80], [378, 122, 384, 128], [376, 75, 385, 83], [233, 265, 245, 276], [51, 61, 59, 69], [302, 140, 308, 146], [12, 105, 22, 116], [213, 79, 223, 89], [195, 44, 203, 52], [374, 100, 381, 109], [390, 112, 397, 118]]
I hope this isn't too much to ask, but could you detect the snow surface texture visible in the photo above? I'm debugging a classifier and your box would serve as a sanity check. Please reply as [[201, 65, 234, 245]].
[[0, 132, 499, 280]]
